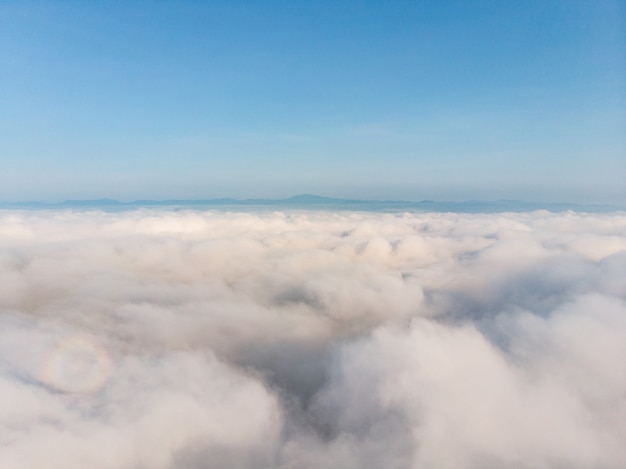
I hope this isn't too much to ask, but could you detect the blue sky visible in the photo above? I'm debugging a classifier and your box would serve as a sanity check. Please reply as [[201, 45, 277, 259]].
[[1, 0, 624, 203]]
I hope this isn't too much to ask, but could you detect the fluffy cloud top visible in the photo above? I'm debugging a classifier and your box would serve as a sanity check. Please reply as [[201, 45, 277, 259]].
[[0, 209, 625, 468]]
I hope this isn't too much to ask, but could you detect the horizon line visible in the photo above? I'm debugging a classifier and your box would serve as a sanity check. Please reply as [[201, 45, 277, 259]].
[[0, 194, 622, 212]]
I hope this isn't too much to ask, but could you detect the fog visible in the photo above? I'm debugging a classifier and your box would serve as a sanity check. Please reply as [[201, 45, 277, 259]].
[[0, 209, 625, 468]]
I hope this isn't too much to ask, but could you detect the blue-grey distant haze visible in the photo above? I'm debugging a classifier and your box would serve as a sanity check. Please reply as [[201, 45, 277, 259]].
[[1, 0, 624, 203]]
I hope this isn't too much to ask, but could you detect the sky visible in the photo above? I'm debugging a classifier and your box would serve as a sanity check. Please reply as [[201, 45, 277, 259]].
[[1, 0, 624, 203]]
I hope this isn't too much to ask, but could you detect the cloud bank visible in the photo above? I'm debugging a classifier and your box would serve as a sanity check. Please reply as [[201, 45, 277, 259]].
[[0, 208, 625, 468]]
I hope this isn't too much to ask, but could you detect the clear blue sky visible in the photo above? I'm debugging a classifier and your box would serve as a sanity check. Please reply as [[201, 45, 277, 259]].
[[1, 0, 624, 203]]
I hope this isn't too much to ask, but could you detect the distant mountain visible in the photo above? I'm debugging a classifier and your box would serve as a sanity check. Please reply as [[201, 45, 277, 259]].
[[0, 195, 621, 213], [61, 198, 123, 206], [282, 194, 356, 204]]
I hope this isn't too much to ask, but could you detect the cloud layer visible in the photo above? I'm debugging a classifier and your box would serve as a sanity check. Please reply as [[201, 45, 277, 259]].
[[0, 208, 625, 468]]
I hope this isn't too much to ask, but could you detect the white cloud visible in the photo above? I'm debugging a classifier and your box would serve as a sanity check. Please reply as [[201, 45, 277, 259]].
[[0, 208, 625, 468]]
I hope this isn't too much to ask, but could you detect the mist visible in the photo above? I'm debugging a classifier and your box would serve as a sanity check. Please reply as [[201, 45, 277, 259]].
[[0, 208, 625, 468]]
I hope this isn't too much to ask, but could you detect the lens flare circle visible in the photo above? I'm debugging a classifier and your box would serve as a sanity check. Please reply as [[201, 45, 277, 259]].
[[42, 335, 112, 394]]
